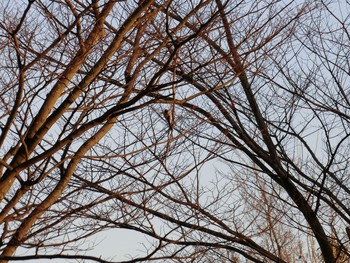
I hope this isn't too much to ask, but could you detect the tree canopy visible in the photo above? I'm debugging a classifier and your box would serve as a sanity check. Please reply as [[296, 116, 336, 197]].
[[0, 0, 350, 262]]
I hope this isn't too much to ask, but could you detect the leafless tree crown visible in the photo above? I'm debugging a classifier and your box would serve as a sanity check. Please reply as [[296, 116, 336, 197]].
[[0, 0, 349, 262]]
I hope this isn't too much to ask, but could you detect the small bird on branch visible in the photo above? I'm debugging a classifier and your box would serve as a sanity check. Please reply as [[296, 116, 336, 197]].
[[163, 109, 174, 131]]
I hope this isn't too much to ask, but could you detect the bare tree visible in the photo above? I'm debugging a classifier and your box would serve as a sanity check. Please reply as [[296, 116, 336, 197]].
[[0, 0, 349, 262]]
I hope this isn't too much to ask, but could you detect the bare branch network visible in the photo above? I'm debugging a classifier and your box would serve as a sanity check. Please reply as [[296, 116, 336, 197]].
[[0, 0, 349, 262]]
